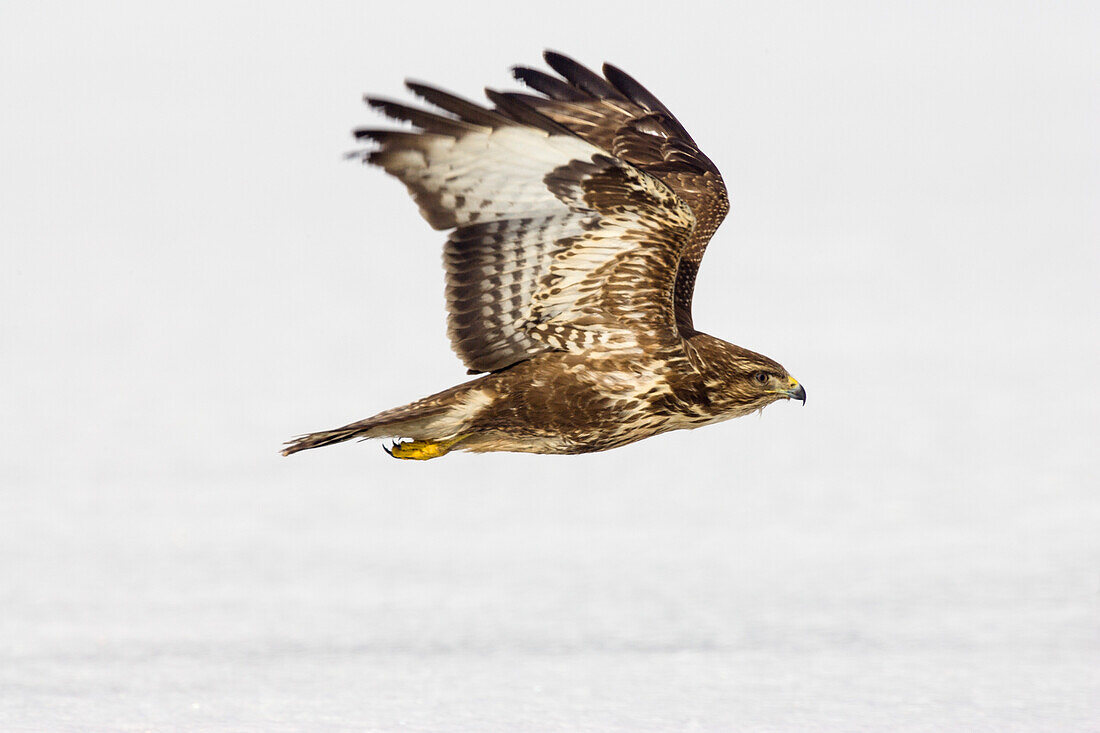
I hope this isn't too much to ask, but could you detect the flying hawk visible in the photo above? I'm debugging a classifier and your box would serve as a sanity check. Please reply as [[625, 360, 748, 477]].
[[284, 51, 804, 460]]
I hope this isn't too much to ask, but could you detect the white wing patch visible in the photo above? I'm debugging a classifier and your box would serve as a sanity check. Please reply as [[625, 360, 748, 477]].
[[372, 127, 598, 230]]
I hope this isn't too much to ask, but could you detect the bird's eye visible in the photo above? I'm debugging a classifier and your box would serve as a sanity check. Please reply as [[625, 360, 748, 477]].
[[753, 371, 769, 385]]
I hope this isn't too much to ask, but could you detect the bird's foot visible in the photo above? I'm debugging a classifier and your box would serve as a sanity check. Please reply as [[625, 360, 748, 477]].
[[384, 435, 466, 460]]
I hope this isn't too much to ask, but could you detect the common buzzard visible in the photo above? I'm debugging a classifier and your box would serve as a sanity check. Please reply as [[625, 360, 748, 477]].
[[284, 52, 804, 460]]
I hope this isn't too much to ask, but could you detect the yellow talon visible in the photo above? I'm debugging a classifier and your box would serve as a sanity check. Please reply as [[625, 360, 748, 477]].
[[386, 435, 467, 460]]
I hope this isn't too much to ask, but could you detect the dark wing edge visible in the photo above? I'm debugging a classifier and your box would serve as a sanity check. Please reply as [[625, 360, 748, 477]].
[[510, 51, 730, 331]]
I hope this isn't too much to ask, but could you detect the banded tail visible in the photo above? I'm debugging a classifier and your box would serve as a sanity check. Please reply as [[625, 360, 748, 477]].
[[282, 382, 484, 457]]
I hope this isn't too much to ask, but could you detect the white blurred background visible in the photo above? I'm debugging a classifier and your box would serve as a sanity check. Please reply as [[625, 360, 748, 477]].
[[1, 2, 1097, 730]]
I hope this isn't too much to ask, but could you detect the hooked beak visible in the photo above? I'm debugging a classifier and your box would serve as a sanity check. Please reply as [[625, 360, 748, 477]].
[[785, 377, 806, 405]]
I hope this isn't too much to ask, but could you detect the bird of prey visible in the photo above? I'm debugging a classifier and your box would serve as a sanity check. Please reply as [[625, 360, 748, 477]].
[[283, 51, 804, 460]]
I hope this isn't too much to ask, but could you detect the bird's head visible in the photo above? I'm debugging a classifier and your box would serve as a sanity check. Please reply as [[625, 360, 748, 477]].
[[687, 335, 805, 416], [731, 359, 806, 412]]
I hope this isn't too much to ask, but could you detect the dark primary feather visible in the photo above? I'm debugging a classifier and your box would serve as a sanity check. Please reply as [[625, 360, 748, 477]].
[[404, 81, 513, 128], [601, 62, 676, 117], [364, 97, 485, 136], [543, 51, 631, 102], [483, 89, 575, 136], [511, 66, 586, 101]]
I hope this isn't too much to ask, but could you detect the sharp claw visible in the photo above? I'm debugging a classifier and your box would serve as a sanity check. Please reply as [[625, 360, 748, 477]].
[[382, 442, 394, 457]]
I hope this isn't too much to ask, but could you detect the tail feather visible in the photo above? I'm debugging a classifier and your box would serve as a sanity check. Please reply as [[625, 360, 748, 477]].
[[281, 420, 384, 456], [282, 381, 481, 456]]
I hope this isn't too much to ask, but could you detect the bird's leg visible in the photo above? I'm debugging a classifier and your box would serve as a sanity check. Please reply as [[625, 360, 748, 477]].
[[385, 435, 468, 461]]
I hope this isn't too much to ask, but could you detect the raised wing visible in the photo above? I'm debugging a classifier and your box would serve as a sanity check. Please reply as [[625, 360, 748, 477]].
[[357, 88, 695, 373], [507, 52, 729, 332]]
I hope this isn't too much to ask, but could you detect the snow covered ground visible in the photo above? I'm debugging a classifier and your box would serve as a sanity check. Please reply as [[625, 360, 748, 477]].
[[4, 458, 1099, 731], [2, 3, 1098, 730]]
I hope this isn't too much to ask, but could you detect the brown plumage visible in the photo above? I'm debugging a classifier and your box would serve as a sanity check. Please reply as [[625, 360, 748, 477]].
[[283, 51, 804, 460]]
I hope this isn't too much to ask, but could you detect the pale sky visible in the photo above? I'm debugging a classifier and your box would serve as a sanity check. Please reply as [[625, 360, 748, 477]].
[[1, 3, 1098, 728], [2, 1, 1095, 488]]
